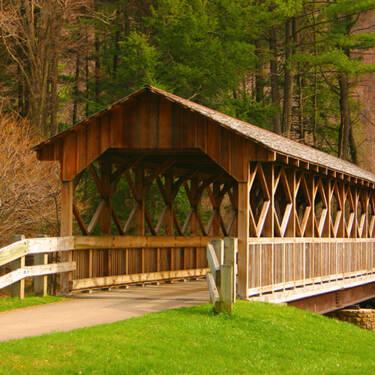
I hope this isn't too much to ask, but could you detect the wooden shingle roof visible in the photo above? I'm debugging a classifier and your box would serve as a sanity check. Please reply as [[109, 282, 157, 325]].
[[33, 85, 375, 183]]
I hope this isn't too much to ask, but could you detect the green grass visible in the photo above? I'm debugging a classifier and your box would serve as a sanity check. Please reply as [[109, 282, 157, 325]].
[[0, 295, 64, 313], [0, 301, 375, 374]]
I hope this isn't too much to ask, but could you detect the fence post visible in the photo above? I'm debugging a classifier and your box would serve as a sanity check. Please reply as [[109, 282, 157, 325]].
[[224, 238, 237, 302], [10, 234, 26, 299], [211, 239, 224, 269], [219, 264, 233, 313], [207, 238, 236, 314], [34, 235, 48, 296]]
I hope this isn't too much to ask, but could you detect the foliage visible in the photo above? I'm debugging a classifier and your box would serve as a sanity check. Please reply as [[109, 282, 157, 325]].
[[1, 301, 375, 374], [1, 1, 375, 236], [0, 114, 60, 245]]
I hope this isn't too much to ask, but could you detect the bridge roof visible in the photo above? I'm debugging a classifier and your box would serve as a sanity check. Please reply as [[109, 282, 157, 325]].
[[33, 85, 375, 183]]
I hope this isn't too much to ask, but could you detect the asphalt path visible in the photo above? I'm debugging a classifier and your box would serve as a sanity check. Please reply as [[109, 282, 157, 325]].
[[0, 280, 208, 341]]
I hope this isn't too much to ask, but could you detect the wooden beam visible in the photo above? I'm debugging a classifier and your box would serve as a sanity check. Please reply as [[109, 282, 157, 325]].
[[72, 268, 208, 290], [73, 204, 88, 235], [135, 166, 145, 235], [237, 166, 250, 298], [60, 181, 73, 294], [0, 262, 76, 290]]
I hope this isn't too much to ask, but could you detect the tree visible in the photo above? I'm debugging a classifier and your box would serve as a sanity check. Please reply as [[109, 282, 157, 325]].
[[0, 0, 91, 136], [0, 114, 60, 246]]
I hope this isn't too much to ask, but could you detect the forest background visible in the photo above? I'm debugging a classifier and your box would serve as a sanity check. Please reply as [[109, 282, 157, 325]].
[[1, 0, 375, 243]]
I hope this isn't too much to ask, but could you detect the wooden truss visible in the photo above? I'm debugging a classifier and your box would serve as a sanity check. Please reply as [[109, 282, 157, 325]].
[[248, 162, 375, 238], [72, 153, 238, 239]]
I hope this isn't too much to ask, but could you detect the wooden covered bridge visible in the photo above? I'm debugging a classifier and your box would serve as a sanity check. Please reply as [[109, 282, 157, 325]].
[[7, 85, 375, 313]]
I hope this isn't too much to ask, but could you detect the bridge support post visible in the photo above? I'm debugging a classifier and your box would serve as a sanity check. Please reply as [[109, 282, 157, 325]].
[[238, 176, 250, 298], [60, 181, 73, 295]]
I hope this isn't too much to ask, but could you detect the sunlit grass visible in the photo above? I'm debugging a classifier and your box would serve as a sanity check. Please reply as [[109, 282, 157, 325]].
[[0, 301, 374, 374], [0, 295, 64, 313]]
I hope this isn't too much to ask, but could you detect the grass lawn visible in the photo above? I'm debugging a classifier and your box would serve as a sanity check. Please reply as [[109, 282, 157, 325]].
[[0, 295, 64, 313], [0, 301, 375, 374]]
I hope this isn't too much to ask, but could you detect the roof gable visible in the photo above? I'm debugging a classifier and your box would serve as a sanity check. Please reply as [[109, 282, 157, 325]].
[[33, 86, 375, 184]]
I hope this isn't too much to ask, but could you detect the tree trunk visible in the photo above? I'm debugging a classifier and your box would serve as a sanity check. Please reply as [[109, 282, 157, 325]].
[[349, 125, 358, 164], [269, 28, 281, 134], [85, 26, 90, 118], [49, 52, 59, 136], [113, 28, 120, 75], [255, 39, 265, 103], [282, 18, 295, 137], [94, 31, 101, 106], [298, 74, 305, 143], [72, 52, 80, 125], [338, 72, 351, 160]]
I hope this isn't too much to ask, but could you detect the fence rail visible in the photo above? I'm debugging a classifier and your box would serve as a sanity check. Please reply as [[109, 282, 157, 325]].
[[0, 235, 214, 297], [248, 237, 375, 302]]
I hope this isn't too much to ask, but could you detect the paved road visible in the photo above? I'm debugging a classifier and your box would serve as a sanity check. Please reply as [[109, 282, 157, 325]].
[[0, 280, 208, 342]]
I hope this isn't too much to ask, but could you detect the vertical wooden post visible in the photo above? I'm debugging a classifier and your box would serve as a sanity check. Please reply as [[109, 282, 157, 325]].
[[212, 182, 221, 236], [323, 179, 331, 238], [353, 186, 358, 239], [34, 234, 48, 296], [224, 237, 238, 302], [211, 239, 224, 266], [286, 168, 296, 237], [305, 175, 314, 237], [164, 174, 174, 269], [10, 234, 25, 299], [263, 163, 274, 237], [135, 166, 145, 272], [60, 181, 73, 295], [339, 182, 346, 238], [218, 264, 233, 314], [34, 255, 48, 296], [190, 179, 200, 268], [364, 190, 369, 239], [237, 167, 250, 298], [100, 159, 112, 276]]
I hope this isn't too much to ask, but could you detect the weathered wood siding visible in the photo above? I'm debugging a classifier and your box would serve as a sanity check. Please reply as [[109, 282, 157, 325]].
[[37, 92, 273, 182]]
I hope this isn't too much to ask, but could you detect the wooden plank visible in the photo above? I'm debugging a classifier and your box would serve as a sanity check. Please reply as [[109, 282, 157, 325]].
[[210, 239, 224, 265], [87, 201, 105, 234], [249, 272, 375, 304], [217, 264, 233, 314], [60, 181, 73, 294], [73, 236, 217, 249], [28, 237, 74, 254], [99, 159, 112, 277], [34, 252, 49, 296], [207, 243, 220, 281], [0, 262, 76, 290], [72, 268, 208, 290], [238, 175, 250, 297], [224, 237, 238, 302], [61, 132, 77, 181], [13, 235, 370, 256], [206, 272, 220, 303], [73, 204, 88, 235], [0, 241, 28, 267]]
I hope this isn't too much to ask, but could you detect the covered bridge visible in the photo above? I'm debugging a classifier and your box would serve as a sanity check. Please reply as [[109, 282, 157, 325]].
[[33, 86, 375, 313]]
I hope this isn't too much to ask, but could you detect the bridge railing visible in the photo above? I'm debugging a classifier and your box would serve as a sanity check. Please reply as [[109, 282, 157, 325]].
[[0, 236, 213, 297], [248, 238, 375, 303]]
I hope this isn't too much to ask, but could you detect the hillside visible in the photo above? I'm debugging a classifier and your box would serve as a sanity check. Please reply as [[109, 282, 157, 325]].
[[0, 301, 375, 374]]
